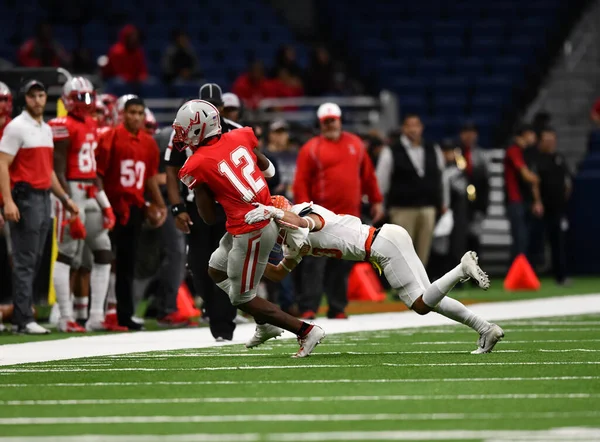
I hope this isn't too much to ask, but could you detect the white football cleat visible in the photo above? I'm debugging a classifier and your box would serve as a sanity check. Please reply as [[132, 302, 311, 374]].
[[23, 321, 51, 335], [293, 325, 326, 358], [472, 323, 505, 354], [461, 251, 490, 290], [245, 324, 283, 348]]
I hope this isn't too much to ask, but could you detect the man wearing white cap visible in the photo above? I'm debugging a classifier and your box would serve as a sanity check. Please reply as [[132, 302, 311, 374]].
[[222, 92, 241, 123], [293, 102, 384, 319]]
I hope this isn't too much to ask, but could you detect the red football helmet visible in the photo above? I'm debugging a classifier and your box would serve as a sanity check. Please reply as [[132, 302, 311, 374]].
[[99, 93, 118, 127], [62, 77, 95, 117], [144, 108, 158, 135], [0, 81, 13, 118]]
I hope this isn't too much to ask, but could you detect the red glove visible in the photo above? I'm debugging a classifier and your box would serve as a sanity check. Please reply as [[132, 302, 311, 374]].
[[69, 216, 87, 240], [102, 207, 116, 230]]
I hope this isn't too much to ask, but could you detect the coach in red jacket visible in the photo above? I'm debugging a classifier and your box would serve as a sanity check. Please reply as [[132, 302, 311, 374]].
[[293, 102, 384, 319]]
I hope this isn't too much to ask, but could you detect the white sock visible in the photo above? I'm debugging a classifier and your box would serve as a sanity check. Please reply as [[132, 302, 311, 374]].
[[107, 272, 117, 305], [216, 279, 231, 295], [434, 297, 490, 334], [90, 263, 111, 320], [53, 262, 73, 321], [422, 264, 465, 308], [74, 296, 89, 320]]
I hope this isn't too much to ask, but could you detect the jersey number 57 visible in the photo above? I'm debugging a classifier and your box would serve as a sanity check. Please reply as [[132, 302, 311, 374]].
[[218, 146, 266, 203]]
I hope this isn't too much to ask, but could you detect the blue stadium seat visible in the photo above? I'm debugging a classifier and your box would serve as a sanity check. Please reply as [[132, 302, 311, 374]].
[[415, 59, 450, 78], [399, 95, 428, 116], [435, 95, 468, 117], [390, 77, 428, 96], [475, 76, 513, 95], [433, 36, 464, 58], [470, 38, 503, 58], [589, 130, 600, 153]]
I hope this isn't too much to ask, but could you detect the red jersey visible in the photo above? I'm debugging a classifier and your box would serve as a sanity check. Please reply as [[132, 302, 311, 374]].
[[504, 144, 526, 203], [96, 124, 159, 221], [0, 117, 10, 206], [48, 114, 98, 180], [179, 127, 271, 235]]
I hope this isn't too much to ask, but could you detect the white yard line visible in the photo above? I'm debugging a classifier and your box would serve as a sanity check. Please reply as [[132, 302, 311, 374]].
[[1, 411, 600, 425], [2, 293, 600, 366], [1, 428, 600, 441], [2, 376, 598, 388], [2, 393, 597, 406]]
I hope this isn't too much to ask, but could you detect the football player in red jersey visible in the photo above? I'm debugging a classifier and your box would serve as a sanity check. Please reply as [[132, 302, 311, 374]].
[[175, 100, 325, 358], [48, 77, 116, 333], [0, 81, 12, 222], [96, 95, 166, 330]]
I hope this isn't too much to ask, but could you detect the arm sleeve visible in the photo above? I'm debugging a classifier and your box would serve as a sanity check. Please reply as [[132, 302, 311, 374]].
[[360, 143, 383, 204], [0, 122, 22, 156], [375, 145, 393, 196], [292, 142, 314, 204]]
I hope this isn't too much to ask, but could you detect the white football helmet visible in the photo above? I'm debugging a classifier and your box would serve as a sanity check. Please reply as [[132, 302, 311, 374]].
[[172, 99, 221, 151], [144, 108, 158, 134], [116, 94, 139, 114], [62, 76, 95, 116]]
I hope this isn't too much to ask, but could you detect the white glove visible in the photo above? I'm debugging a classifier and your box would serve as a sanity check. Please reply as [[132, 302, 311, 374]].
[[245, 203, 284, 224]]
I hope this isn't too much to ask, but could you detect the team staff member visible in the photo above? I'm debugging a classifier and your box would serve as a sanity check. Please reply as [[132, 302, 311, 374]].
[[293, 102, 384, 319], [165, 83, 242, 341], [0, 80, 79, 334], [96, 96, 166, 330]]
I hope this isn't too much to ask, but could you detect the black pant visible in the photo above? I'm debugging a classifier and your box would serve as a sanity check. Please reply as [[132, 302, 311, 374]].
[[111, 205, 143, 326], [297, 256, 352, 316], [187, 201, 236, 340], [545, 212, 568, 283], [9, 190, 51, 327]]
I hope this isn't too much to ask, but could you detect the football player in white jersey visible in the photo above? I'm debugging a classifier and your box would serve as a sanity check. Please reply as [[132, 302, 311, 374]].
[[245, 195, 504, 354]]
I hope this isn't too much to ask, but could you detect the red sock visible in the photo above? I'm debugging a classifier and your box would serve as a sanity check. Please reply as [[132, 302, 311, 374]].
[[297, 322, 314, 337]]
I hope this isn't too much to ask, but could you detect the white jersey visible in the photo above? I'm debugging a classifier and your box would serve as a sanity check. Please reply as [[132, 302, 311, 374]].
[[291, 203, 372, 261]]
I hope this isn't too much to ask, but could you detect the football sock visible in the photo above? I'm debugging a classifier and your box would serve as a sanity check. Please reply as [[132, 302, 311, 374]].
[[74, 296, 89, 320], [53, 262, 73, 320], [297, 322, 314, 337], [434, 297, 490, 334], [90, 263, 111, 319], [422, 264, 464, 308], [106, 272, 117, 310]]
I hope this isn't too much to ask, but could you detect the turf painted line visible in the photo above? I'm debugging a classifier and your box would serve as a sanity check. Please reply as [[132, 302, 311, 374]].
[[2, 293, 600, 366], [1, 411, 600, 425], [2, 375, 599, 388], [1, 428, 600, 441], [3, 393, 598, 406]]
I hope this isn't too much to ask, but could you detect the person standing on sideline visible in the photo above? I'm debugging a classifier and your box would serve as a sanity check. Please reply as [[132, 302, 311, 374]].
[[457, 122, 490, 258], [96, 96, 166, 330], [165, 84, 242, 341], [535, 128, 572, 285], [222, 93, 241, 123], [503, 124, 541, 261], [376, 114, 447, 267], [0, 80, 79, 334], [293, 102, 384, 319]]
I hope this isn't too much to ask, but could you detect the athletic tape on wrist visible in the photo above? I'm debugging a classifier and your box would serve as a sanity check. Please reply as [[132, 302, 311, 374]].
[[263, 160, 276, 178]]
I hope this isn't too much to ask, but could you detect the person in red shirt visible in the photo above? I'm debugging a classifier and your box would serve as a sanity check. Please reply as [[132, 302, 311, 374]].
[[232, 60, 276, 110], [175, 99, 325, 358], [48, 77, 118, 333], [293, 102, 384, 319], [504, 124, 541, 260], [102, 25, 148, 83], [18, 22, 70, 68], [96, 96, 166, 330]]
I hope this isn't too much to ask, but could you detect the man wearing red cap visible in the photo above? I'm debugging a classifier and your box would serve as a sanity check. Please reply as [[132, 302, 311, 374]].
[[293, 102, 384, 319]]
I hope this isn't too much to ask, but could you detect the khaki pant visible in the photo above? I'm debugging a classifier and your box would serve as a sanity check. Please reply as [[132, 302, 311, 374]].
[[389, 206, 436, 266]]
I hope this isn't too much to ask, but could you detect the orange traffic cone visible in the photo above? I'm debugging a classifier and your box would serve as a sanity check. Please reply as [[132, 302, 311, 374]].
[[504, 254, 541, 291], [347, 263, 387, 302], [176, 282, 201, 319]]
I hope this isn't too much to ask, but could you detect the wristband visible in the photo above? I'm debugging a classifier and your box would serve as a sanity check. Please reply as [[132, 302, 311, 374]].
[[303, 216, 315, 231], [59, 193, 70, 204], [171, 203, 187, 216], [96, 190, 111, 209], [280, 260, 293, 272], [263, 160, 276, 178]]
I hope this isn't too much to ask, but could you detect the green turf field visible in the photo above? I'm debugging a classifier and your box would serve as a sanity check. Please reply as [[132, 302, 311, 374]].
[[1, 313, 599, 441]]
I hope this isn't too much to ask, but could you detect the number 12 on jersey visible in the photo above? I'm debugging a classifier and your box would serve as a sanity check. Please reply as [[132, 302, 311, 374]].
[[218, 146, 266, 202]]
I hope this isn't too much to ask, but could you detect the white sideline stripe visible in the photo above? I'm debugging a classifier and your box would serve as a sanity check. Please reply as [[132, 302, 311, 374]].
[[3, 393, 598, 406], [502, 321, 600, 325], [2, 375, 599, 388], [1, 428, 600, 442], [2, 293, 600, 366], [3, 361, 600, 373], [0, 364, 369, 373], [409, 339, 600, 345], [1, 411, 600, 425]]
